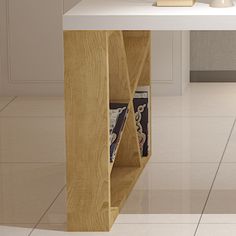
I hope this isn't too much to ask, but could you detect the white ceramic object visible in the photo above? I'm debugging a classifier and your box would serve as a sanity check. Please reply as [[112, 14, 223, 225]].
[[210, 0, 234, 7]]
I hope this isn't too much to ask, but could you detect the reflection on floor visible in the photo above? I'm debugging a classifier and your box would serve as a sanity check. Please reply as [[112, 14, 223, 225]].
[[1, 83, 236, 235]]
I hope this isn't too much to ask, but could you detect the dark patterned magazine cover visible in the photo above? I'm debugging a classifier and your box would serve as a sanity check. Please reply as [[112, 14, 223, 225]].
[[133, 90, 149, 157], [109, 103, 128, 162]]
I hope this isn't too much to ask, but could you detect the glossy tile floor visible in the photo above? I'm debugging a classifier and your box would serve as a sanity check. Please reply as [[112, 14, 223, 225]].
[[1, 83, 236, 235]]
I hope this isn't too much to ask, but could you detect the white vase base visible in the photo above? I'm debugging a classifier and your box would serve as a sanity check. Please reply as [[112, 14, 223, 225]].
[[210, 0, 234, 7]]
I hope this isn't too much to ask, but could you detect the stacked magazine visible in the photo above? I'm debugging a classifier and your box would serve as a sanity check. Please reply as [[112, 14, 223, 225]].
[[109, 103, 129, 162], [133, 86, 149, 157]]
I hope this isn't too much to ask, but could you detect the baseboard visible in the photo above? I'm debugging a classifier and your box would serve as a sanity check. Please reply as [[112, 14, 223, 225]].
[[191, 71, 236, 82], [151, 82, 183, 96]]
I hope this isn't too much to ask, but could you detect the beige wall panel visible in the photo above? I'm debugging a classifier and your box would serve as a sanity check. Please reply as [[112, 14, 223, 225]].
[[8, 0, 63, 84], [191, 31, 236, 71]]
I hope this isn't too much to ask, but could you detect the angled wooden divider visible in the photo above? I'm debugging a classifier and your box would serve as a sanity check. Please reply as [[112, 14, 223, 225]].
[[114, 103, 141, 168], [64, 30, 151, 232], [123, 31, 151, 95], [108, 31, 133, 173], [139, 48, 151, 86], [138, 45, 152, 158], [109, 31, 131, 102]]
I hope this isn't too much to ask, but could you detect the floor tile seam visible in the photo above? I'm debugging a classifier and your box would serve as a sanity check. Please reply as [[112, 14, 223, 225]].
[[28, 185, 66, 236], [193, 118, 236, 236], [0, 97, 17, 113]]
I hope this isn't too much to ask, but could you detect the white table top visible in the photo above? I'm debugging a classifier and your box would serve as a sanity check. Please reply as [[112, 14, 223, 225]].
[[63, 0, 236, 30]]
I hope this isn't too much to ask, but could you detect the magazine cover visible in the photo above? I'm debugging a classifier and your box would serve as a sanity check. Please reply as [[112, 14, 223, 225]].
[[109, 103, 128, 162], [133, 88, 149, 157]]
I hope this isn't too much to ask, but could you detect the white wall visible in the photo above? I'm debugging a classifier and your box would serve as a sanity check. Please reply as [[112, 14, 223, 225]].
[[0, 0, 81, 96], [182, 31, 190, 91], [152, 31, 190, 96], [0, 0, 188, 96]]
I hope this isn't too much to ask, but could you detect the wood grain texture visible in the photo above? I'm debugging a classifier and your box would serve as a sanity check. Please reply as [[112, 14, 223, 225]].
[[111, 156, 150, 210], [64, 30, 151, 232], [123, 31, 151, 95], [156, 0, 195, 6], [138, 40, 152, 157], [111, 167, 140, 209], [110, 207, 119, 228], [64, 30, 110, 231], [138, 48, 151, 86], [109, 31, 131, 102], [141, 154, 151, 167]]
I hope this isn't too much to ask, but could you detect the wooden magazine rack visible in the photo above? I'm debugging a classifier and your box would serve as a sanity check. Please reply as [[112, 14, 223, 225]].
[[64, 30, 151, 231]]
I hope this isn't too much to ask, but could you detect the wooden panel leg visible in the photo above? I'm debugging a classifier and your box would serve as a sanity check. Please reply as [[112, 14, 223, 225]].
[[138, 36, 152, 158], [64, 30, 110, 231]]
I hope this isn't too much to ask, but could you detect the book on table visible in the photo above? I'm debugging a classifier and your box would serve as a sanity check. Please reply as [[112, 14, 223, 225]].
[[156, 0, 195, 7]]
